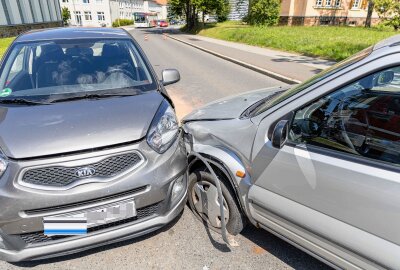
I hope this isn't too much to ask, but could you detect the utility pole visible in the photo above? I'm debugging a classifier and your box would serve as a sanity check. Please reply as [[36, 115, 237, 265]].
[[118, 0, 121, 27]]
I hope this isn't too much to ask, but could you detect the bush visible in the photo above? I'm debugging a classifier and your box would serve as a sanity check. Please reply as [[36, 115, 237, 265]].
[[216, 0, 230, 22], [245, 0, 280, 26], [112, 19, 134, 27]]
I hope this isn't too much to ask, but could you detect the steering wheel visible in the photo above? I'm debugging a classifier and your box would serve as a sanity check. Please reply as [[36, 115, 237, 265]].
[[337, 97, 357, 152], [71, 57, 92, 70], [104, 68, 135, 81], [299, 118, 323, 138]]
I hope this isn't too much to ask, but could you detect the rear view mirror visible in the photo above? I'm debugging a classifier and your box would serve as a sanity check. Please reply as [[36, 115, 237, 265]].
[[272, 120, 289, 149], [376, 70, 394, 86], [162, 69, 180, 86]]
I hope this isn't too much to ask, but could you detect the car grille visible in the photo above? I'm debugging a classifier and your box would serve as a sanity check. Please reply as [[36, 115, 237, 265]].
[[19, 202, 161, 245], [21, 152, 143, 187]]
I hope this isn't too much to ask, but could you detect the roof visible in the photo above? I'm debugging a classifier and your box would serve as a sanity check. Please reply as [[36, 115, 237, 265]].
[[154, 0, 167, 5], [374, 34, 400, 51], [15, 27, 131, 42]]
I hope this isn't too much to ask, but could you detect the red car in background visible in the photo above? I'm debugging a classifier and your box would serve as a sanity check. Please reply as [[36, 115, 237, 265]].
[[159, 20, 169, 27]]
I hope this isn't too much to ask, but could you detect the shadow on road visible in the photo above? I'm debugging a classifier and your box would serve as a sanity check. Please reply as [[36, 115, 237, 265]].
[[240, 225, 332, 270]]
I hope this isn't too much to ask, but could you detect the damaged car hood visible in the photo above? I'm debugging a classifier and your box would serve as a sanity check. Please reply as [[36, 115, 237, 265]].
[[183, 86, 288, 122]]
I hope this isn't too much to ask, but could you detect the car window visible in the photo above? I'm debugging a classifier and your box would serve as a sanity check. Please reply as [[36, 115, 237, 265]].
[[5, 46, 25, 84], [253, 46, 373, 116], [289, 66, 400, 167], [0, 38, 156, 102]]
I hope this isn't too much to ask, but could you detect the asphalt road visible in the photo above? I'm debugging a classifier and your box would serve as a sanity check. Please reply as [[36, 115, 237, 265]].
[[0, 27, 332, 270], [130, 27, 286, 119]]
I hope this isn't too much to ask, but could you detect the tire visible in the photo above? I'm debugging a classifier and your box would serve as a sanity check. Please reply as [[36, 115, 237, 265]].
[[188, 169, 245, 236]]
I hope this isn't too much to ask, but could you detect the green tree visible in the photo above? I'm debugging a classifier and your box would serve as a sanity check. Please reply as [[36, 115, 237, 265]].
[[216, 0, 230, 22], [168, 0, 229, 29], [245, 0, 280, 26], [62, 7, 71, 26], [375, 0, 400, 30]]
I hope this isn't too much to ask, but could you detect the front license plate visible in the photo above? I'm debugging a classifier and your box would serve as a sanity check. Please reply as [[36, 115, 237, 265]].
[[44, 199, 136, 236]]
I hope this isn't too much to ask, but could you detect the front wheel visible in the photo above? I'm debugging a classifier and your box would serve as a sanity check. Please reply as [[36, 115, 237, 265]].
[[187, 169, 245, 235]]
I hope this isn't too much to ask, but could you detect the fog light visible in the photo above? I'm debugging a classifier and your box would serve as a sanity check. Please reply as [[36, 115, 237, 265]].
[[171, 177, 185, 202]]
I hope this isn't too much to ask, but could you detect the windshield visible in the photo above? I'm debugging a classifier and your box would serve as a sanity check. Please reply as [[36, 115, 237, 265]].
[[0, 38, 156, 103], [134, 14, 147, 23], [252, 46, 373, 116]]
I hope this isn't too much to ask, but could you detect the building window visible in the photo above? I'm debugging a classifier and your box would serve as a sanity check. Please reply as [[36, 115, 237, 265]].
[[84, 11, 92, 20], [83, 0, 90, 3], [316, 0, 323, 6], [96, 0, 103, 3], [326, 0, 331, 6], [97, 11, 105, 20], [334, 0, 341, 7], [352, 0, 360, 8], [74, 11, 82, 24], [62, 0, 69, 2]]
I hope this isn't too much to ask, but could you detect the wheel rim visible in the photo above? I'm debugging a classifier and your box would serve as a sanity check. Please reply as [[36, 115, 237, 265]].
[[191, 180, 229, 228]]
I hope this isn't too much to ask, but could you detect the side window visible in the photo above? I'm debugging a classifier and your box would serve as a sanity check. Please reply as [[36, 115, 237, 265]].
[[289, 66, 400, 167], [5, 47, 26, 84]]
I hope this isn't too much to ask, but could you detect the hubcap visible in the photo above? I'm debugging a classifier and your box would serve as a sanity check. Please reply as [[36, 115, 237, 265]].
[[191, 180, 229, 228]]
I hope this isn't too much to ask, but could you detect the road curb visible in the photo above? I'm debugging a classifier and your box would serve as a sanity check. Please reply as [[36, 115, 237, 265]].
[[167, 35, 302, 85]]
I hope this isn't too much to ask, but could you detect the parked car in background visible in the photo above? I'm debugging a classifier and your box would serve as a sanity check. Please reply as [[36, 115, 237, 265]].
[[183, 35, 400, 270], [159, 20, 169, 27], [0, 28, 186, 262]]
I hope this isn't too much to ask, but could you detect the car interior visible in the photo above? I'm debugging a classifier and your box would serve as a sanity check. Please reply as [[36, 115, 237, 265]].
[[290, 68, 400, 166], [4, 41, 149, 93]]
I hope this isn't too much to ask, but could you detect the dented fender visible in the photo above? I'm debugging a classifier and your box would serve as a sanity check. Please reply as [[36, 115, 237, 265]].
[[182, 120, 258, 221]]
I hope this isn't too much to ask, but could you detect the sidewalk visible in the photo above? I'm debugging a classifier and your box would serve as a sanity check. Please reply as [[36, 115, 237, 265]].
[[167, 32, 335, 84]]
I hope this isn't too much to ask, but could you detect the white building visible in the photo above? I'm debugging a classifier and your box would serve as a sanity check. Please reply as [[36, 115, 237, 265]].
[[60, 0, 166, 27], [228, 0, 248, 21], [0, 0, 62, 37]]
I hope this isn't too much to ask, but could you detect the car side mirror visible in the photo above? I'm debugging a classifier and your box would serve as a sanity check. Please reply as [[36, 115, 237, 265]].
[[376, 70, 394, 86], [162, 69, 180, 86], [272, 120, 289, 149]]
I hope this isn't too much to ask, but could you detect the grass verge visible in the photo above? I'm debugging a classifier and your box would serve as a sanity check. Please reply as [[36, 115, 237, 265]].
[[192, 21, 398, 61], [0, 37, 15, 59]]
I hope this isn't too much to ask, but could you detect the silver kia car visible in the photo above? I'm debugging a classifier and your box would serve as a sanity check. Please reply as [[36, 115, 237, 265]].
[[183, 35, 400, 269], [0, 28, 187, 261]]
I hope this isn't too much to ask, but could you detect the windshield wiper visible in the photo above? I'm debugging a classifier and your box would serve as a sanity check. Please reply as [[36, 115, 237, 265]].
[[48, 92, 139, 103], [0, 98, 50, 106]]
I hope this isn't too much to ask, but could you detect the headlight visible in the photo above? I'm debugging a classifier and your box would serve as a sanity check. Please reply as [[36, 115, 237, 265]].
[[0, 154, 7, 178], [147, 100, 179, 153]]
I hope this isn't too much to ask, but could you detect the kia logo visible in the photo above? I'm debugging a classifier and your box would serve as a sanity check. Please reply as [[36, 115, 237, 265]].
[[75, 167, 96, 178]]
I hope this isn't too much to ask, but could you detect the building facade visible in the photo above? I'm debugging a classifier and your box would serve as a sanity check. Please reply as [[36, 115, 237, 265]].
[[228, 0, 380, 26], [280, 0, 380, 26], [228, 0, 248, 21], [0, 0, 62, 37], [60, 0, 166, 27]]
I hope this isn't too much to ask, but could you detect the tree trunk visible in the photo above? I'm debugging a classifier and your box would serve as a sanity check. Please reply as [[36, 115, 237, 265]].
[[247, 0, 253, 17], [365, 1, 375, 28], [185, 0, 190, 27]]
